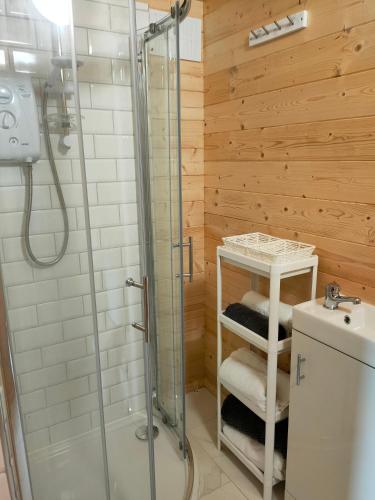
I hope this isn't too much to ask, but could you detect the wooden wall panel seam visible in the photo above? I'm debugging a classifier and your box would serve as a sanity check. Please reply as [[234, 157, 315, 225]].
[[204, 186, 375, 206]]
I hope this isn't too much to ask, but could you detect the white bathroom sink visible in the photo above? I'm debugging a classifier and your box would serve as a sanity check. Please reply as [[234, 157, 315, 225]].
[[293, 298, 375, 367]]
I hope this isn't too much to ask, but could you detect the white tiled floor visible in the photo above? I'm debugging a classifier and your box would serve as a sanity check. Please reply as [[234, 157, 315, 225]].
[[186, 389, 285, 500]]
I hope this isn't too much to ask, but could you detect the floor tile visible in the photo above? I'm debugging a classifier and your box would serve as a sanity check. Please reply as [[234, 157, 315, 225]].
[[186, 389, 217, 432], [190, 436, 230, 497], [190, 417, 222, 460], [214, 449, 284, 500], [214, 449, 263, 499], [200, 481, 247, 500]]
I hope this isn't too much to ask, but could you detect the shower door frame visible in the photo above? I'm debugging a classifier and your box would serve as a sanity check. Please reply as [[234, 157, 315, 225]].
[[130, 0, 187, 456]]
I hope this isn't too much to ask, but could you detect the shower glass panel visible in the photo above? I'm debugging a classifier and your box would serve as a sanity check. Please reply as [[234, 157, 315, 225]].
[[0, 0, 156, 499], [144, 14, 185, 448], [78, 1, 156, 499], [0, 0, 188, 498]]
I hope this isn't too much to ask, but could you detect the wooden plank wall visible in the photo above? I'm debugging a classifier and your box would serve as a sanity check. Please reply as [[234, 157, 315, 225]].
[[141, 0, 205, 390], [203, 0, 375, 393]]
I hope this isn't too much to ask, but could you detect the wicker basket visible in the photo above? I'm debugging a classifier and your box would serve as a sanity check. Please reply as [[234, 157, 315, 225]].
[[222, 232, 315, 264]]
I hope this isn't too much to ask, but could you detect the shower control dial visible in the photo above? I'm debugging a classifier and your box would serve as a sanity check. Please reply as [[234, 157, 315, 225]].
[[0, 86, 12, 104], [0, 75, 40, 162], [0, 110, 16, 129]]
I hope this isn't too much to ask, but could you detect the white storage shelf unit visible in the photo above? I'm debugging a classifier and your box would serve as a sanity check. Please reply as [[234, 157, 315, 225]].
[[216, 245, 318, 500]]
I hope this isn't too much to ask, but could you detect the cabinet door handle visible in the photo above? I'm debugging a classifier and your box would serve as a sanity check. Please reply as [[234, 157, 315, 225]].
[[296, 353, 306, 385]]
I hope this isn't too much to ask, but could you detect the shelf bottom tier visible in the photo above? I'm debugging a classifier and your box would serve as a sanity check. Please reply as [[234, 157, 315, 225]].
[[219, 431, 282, 486]]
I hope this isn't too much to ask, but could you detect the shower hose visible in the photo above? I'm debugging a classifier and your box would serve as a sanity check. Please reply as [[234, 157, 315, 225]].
[[24, 84, 69, 267]]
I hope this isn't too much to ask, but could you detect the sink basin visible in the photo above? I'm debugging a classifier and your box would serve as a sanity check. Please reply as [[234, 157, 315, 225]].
[[293, 298, 375, 367]]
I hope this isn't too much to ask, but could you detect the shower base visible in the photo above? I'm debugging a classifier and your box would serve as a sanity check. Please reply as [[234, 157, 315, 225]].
[[28, 412, 190, 500]]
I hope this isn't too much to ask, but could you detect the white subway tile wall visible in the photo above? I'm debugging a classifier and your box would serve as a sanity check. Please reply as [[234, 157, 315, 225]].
[[0, 0, 149, 452]]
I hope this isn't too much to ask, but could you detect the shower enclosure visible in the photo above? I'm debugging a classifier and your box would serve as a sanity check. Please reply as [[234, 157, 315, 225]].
[[0, 1, 192, 499]]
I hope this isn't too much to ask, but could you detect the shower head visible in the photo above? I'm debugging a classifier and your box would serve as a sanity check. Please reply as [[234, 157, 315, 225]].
[[46, 56, 84, 89]]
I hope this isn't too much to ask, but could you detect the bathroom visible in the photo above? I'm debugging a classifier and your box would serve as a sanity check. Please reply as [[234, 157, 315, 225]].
[[0, 0, 374, 499]]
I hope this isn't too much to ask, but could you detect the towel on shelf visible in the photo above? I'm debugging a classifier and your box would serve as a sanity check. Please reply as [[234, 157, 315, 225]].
[[219, 347, 290, 417], [223, 303, 287, 341], [221, 394, 289, 458], [241, 290, 293, 334], [222, 423, 286, 481]]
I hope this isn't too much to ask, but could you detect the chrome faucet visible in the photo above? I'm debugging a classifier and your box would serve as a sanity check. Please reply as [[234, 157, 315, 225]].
[[323, 282, 361, 310]]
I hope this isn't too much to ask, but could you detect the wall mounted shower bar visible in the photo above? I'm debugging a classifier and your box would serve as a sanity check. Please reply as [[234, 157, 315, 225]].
[[144, 0, 191, 40]]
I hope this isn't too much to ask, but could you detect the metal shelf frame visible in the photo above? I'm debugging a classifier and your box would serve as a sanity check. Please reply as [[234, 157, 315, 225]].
[[216, 245, 318, 500]]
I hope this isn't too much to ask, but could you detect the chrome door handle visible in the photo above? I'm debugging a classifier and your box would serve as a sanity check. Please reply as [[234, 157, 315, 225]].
[[174, 236, 193, 282], [126, 276, 150, 343], [132, 321, 146, 334], [296, 354, 306, 385], [126, 277, 144, 289], [186, 236, 193, 283]]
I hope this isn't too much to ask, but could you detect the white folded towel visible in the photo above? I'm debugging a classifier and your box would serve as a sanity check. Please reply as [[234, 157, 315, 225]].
[[223, 424, 286, 481], [219, 348, 290, 417], [241, 290, 293, 334]]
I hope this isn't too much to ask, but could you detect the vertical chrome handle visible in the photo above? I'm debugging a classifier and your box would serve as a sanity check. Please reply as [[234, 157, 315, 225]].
[[126, 276, 150, 343], [186, 236, 193, 283], [296, 354, 306, 385], [131, 276, 149, 343], [142, 276, 149, 343], [174, 236, 193, 282]]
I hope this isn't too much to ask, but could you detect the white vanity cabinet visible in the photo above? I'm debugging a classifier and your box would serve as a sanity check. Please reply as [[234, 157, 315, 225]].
[[286, 329, 375, 500]]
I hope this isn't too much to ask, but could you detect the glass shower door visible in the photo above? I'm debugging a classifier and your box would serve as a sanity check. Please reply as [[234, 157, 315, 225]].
[[143, 11, 186, 452], [0, 0, 158, 499], [0, 2, 112, 499], [0, 0, 187, 498]]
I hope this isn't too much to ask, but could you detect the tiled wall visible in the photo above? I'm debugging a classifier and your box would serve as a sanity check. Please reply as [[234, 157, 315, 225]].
[[149, 8, 202, 62], [0, 0, 149, 453]]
